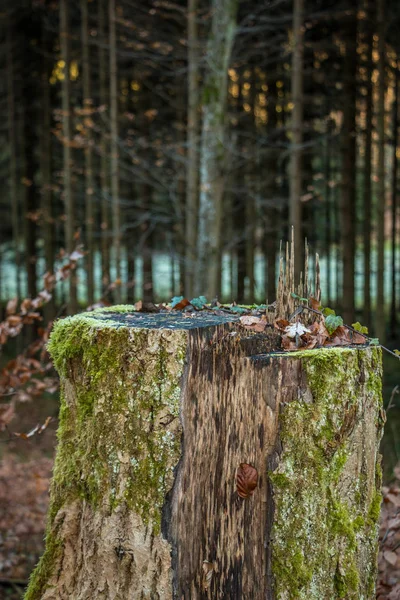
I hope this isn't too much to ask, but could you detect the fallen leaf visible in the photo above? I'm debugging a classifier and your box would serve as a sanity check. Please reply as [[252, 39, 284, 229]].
[[284, 323, 311, 339], [274, 319, 290, 331], [240, 316, 261, 326], [309, 297, 321, 310], [172, 298, 190, 310], [325, 314, 344, 334], [190, 296, 208, 310], [282, 335, 299, 351], [384, 551, 398, 566], [237, 463, 258, 499]]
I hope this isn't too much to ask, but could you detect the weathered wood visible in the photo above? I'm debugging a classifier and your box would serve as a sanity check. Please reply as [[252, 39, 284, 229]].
[[25, 307, 383, 600]]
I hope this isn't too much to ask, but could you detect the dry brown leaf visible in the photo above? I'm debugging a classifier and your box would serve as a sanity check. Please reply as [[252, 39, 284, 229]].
[[282, 335, 299, 351], [236, 463, 258, 499], [309, 297, 321, 310], [172, 298, 190, 310], [384, 551, 399, 566], [386, 493, 400, 508], [275, 319, 290, 331]]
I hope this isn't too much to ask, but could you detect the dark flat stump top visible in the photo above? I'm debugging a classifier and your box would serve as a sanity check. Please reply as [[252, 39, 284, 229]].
[[91, 310, 239, 330]]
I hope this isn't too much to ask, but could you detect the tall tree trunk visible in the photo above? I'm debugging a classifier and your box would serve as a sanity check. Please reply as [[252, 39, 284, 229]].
[[324, 117, 332, 305], [185, 0, 199, 298], [376, 0, 386, 341], [6, 17, 20, 299], [41, 24, 55, 321], [363, 0, 374, 330], [245, 70, 256, 304], [196, 0, 239, 298], [22, 14, 38, 302], [390, 65, 399, 334], [109, 0, 121, 301], [142, 183, 154, 303], [340, 7, 357, 325], [98, 0, 111, 293], [60, 0, 77, 313], [81, 0, 95, 305], [265, 76, 279, 304], [289, 0, 304, 281]]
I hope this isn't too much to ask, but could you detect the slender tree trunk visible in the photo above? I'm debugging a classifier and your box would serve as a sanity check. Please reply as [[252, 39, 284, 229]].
[[41, 25, 55, 321], [390, 65, 399, 333], [98, 0, 111, 293], [60, 0, 77, 313], [22, 15, 38, 302], [185, 0, 199, 298], [142, 183, 154, 303], [81, 0, 95, 305], [244, 70, 256, 303], [265, 75, 279, 304], [109, 0, 121, 300], [196, 0, 239, 298], [324, 118, 332, 305], [6, 18, 20, 299], [289, 0, 304, 280], [340, 7, 357, 325], [376, 0, 386, 341], [363, 0, 374, 330]]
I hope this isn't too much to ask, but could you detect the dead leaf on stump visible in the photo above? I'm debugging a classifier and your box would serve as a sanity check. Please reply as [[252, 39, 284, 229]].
[[236, 463, 258, 498]]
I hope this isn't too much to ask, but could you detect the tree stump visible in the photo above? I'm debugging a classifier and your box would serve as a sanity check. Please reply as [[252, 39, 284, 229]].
[[25, 307, 384, 600]]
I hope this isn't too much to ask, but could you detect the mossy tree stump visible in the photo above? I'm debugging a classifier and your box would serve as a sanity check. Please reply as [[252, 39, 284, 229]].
[[25, 307, 384, 600]]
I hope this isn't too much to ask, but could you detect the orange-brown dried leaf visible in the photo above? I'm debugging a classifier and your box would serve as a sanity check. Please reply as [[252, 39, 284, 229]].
[[275, 319, 290, 331], [281, 335, 299, 351], [236, 463, 258, 498], [173, 298, 190, 310], [309, 296, 321, 311]]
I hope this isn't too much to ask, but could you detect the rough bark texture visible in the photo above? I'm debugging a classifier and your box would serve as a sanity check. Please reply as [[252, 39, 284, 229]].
[[60, 0, 77, 314], [289, 0, 304, 280], [340, 6, 358, 326], [25, 308, 383, 600], [196, 0, 239, 298]]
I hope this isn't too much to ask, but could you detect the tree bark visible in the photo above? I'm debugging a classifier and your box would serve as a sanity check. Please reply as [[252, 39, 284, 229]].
[[363, 0, 374, 331], [98, 0, 111, 294], [289, 0, 304, 281], [390, 65, 399, 334], [6, 15, 21, 299], [376, 0, 386, 341], [60, 0, 77, 313], [185, 0, 200, 299], [264, 75, 279, 304], [81, 0, 95, 305], [41, 23, 56, 322], [26, 308, 383, 600], [196, 0, 239, 298], [340, 7, 357, 326], [109, 0, 122, 301]]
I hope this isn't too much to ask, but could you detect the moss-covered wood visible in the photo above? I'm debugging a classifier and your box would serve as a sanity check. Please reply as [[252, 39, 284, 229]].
[[25, 307, 383, 600]]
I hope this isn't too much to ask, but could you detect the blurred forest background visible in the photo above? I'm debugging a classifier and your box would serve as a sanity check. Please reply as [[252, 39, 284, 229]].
[[2, 0, 400, 596]]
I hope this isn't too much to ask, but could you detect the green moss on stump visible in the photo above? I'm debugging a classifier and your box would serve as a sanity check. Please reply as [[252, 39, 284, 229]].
[[270, 347, 383, 600], [25, 311, 187, 599]]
